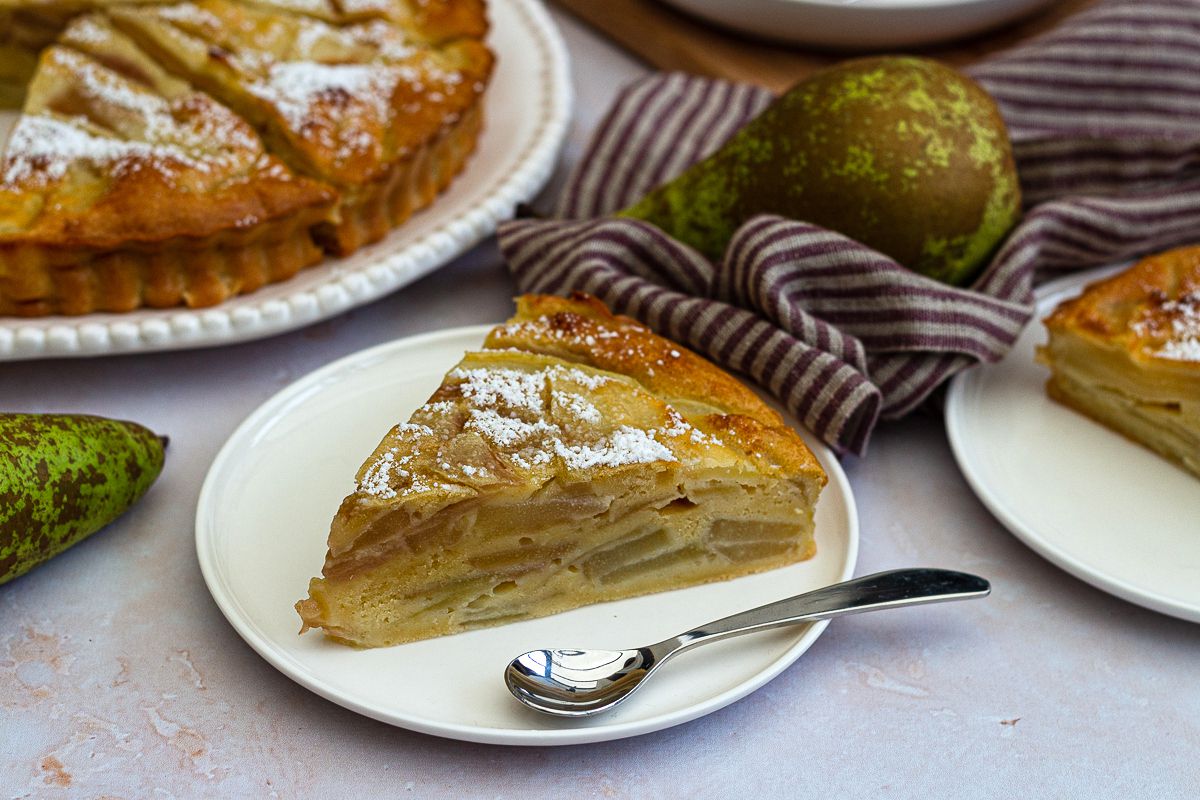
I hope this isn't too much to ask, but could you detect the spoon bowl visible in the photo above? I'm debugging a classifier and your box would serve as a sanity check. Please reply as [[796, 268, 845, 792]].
[[505, 647, 663, 717], [505, 568, 990, 717]]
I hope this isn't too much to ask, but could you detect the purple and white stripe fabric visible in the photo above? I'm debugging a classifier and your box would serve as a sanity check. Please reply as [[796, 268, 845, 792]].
[[497, 0, 1200, 454]]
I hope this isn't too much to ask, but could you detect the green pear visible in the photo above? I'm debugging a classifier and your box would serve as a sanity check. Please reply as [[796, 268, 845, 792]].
[[619, 56, 1022, 286], [0, 413, 166, 585]]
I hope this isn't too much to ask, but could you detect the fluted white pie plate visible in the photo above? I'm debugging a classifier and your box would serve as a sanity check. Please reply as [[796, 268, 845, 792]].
[[0, 0, 571, 361], [195, 325, 859, 745], [946, 266, 1200, 623]]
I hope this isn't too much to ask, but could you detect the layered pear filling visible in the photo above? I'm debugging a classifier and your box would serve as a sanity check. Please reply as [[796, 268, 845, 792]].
[[301, 468, 816, 647], [1039, 323, 1200, 478], [1037, 247, 1200, 479], [297, 309, 827, 648]]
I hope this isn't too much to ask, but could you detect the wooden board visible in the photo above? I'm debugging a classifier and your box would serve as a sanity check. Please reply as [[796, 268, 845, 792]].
[[554, 0, 1098, 92]]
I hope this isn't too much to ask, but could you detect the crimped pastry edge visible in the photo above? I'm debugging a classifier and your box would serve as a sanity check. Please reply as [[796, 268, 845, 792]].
[[0, 206, 330, 315], [314, 99, 486, 256]]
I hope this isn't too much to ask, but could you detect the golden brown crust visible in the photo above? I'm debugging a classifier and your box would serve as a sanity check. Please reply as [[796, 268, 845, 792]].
[[0, 121, 336, 251], [1043, 245, 1200, 366], [394, 0, 487, 40], [314, 94, 484, 255], [0, 0, 490, 104], [490, 294, 785, 424], [108, 0, 493, 236], [0, 209, 327, 315], [486, 292, 826, 481]]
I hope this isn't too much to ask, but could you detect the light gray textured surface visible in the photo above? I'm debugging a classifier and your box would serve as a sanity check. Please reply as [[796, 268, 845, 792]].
[[2, 9, 1198, 798]]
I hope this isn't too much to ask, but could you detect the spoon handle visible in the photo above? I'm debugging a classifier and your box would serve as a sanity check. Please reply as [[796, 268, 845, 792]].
[[667, 568, 989, 653]]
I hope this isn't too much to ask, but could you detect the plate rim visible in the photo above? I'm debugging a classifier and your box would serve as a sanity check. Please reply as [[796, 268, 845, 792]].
[[945, 264, 1200, 624], [659, 0, 1057, 48], [0, 0, 573, 362], [195, 324, 861, 745], [775, 0, 1049, 9]]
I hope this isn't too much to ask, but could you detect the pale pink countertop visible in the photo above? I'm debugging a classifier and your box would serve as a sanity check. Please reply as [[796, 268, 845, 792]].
[[2, 11, 1197, 798]]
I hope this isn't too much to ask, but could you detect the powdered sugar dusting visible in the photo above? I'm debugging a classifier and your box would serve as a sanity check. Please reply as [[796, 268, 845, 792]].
[[492, 317, 692, 378], [357, 423, 438, 498], [1156, 294, 1200, 361], [495, 320, 626, 346], [1132, 292, 1200, 362], [464, 407, 557, 448], [359, 448, 407, 500], [451, 366, 548, 415], [138, 0, 470, 171], [249, 61, 399, 132], [443, 362, 707, 470], [662, 407, 716, 445], [4, 116, 196, 187], [353, 360, 722, 501], [156, 2, 224, 28], [62, 15, 111, 45], [337, 0, 393, 15], [353, 19, 418, 61], [553, 426, 674, 470], [2, 49, 259, 189], [552, 390, 601, 424]]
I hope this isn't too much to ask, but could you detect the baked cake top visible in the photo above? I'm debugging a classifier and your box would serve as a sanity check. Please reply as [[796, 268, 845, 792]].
[[331, 293, 826, 557], [108, 0, 492, 185], [1044, 244, 1200, 366], [0, 16, 334, 246]]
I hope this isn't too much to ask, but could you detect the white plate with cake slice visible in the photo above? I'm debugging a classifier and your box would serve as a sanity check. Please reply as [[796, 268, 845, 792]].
[[195, 325, 859, 745], [946, 266, 1200, 624], [0, 0, 571, 361]]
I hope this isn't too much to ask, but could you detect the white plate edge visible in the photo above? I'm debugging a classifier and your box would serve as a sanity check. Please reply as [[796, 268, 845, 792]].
[[0, 0, 573, 361], [194, 325, 861, 745]]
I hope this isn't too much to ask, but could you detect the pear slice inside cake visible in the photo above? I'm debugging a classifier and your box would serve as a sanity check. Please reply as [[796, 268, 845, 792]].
[[296, 294, 827, 648], [1036, 245, 1200, 478]]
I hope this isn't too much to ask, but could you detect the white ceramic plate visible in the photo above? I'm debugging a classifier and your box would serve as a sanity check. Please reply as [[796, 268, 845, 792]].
[[946, 266, 1200, 623], [660, 0, 1058, 49], [0, 0, 570, 361], [196, 325, 859, 745]]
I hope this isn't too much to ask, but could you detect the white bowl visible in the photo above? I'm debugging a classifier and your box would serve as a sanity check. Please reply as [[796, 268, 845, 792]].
[[660, 0, 1059, 49]]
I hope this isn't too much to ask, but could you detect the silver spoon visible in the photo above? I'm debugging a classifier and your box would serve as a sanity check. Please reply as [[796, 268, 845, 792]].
[[505, 568, 990, 717]]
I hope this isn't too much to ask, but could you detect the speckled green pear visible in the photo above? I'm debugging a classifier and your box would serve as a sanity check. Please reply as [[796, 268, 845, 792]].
[[619, 56, 1022, 286], [0, 413, 166, 585]]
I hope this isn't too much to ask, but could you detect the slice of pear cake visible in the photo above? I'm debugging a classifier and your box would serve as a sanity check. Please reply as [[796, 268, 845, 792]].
[[296, 294, 827, 647]]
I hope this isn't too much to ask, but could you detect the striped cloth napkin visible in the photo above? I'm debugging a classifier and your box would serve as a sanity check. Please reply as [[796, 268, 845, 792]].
[[497, 0, 1200, 455]]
